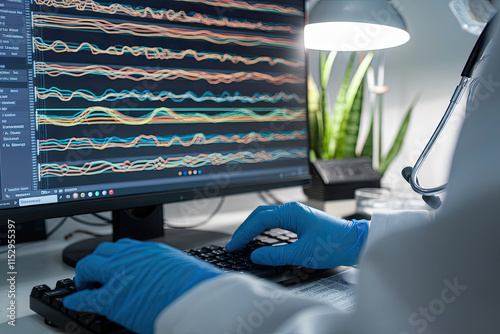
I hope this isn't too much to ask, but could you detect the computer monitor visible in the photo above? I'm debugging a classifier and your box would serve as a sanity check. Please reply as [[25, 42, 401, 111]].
[[0, 0, 309, 262]]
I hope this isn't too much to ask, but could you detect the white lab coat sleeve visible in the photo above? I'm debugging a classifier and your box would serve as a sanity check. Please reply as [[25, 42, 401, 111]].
[[363, 210, 434, 254], [154, 273, 340, 334], [155, 8, 500, 332]]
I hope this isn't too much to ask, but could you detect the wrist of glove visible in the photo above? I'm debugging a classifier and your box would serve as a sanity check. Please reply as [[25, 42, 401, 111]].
[[63, 238, 222, 334], [226, 202, 369, 269]]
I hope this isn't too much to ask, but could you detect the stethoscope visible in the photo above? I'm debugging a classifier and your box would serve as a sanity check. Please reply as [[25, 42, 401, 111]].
[[402, 13, 497, 210]]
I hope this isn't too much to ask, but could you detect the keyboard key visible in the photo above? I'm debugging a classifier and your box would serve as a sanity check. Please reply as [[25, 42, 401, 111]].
[[254, 235, 270, 242], [78, 312, 96, 327], [260, 237, 280, 245], [51, 297, 65, 309], [227, 251, 245, 258], [42, 288, 71, 304], [56, 278, 75, 290], [231, 264, 248, 271], [215, 262, 233, 268], [197, 253, 213, 259], [205, 258, 219, 264], [66, 309, 78, 320], [246, 267, 278, 277], [227, 259, 244, 264], [31, 284, 51, 298]]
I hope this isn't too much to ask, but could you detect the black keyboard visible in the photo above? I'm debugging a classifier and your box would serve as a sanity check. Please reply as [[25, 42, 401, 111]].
[[30, 278, 133, 334], [183, 228, 301, 281], [30, 229, 335, 333]]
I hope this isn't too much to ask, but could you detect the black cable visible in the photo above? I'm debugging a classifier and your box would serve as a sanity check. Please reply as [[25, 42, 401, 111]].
[[264, 190, 284, 205], [92, 212, 112, 223], [257, 191, 277, 205], [64, 229, 109, 240], [165, 196, 225, 229], [70, 215, 110, 227], [46, 216, 69, 238], [257, 191, 273, 205], [258, 190, 284, 205]]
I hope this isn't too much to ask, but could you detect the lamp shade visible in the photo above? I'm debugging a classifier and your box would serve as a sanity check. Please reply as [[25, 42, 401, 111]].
[[305, 0, 410, 51]]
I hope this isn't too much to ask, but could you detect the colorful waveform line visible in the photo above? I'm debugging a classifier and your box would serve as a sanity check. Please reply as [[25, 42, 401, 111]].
[[35, 63, 304, 85], [39, 130, 308, 151], [33, 38, 304, 67], [36, 87, 305, 104], [37, 107, 306, 126], [173, 0, 302, 16], [33, 15, 298, 48], [35, 0, 297, 33], [40, 149, 307, 177]]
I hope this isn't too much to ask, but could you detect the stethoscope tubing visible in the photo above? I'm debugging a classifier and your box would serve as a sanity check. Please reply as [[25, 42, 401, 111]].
[[403, 13, 497, 200]]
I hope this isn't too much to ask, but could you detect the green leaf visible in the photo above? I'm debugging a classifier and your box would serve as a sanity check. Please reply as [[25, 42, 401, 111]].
[[321, 51, 337, 92], [321, 112, 333, 160], [333, 51, 374, 159], [378, 94, 421, 174], [328, 52, 356, 158], [360, 113, 373, 158], [377, 94, 384, 164], [320, 51, 337, 159], [307, 75, 320, 159], [309, 149, 317, 162], [343, 76, 364, 158]]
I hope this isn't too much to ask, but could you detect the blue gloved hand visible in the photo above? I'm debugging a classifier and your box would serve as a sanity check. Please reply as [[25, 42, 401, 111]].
[[226, 202, 369, 269], [63, 238, 222, 334]]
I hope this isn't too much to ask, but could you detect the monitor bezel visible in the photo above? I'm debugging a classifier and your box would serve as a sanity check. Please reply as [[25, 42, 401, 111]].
[[2, 176, 310, 223]]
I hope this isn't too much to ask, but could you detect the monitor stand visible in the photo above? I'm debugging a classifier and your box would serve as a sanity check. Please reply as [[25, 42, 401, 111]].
[[62, 205, 231, 267]]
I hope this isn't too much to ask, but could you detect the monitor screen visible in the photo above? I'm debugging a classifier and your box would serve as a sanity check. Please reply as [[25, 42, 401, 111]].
[[0, 0, 309, 223]]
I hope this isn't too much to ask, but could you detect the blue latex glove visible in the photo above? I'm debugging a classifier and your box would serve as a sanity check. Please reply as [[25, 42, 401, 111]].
[[63, 238, 222, 334], [226, 202, 369, 269]]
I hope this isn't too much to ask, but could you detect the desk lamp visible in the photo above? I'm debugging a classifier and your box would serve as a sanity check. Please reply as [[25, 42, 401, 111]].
[[305, 0, 410, 170], [305, 0, 410, 51]]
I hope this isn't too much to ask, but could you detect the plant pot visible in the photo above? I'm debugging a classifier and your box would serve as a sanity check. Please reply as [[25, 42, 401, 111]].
[[303, 157, 381, 201]]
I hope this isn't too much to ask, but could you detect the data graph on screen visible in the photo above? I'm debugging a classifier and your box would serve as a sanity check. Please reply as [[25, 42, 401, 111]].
[[39, 130, 308, 151], [29, 0, 308, 193], [36, 88, 305, 103]]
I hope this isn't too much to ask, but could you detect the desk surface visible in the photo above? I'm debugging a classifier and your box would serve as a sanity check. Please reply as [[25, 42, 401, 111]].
[[0, 188, 356, 332]]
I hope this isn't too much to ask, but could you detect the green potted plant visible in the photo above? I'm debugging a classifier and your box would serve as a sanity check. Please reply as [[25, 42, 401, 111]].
[[305, 51, 419, 200]]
